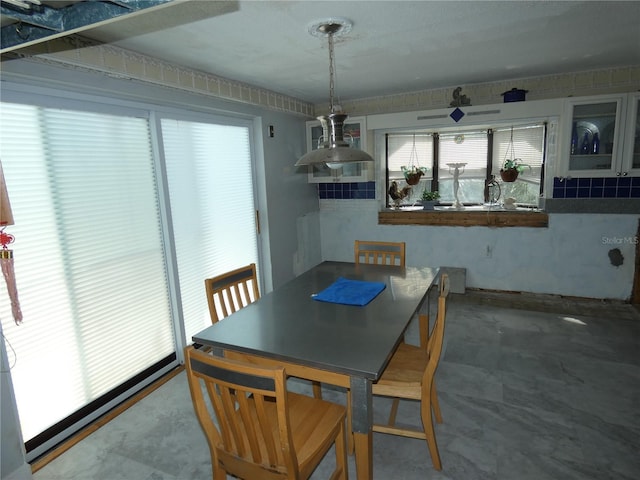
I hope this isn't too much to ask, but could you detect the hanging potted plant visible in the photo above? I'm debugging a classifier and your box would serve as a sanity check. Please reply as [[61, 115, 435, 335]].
[[499, 127, 530, 182], [500, 158, 530, 182], [420, 189, 440, 210], [401, 134, 427, 185], [402, 165, 427, 185]]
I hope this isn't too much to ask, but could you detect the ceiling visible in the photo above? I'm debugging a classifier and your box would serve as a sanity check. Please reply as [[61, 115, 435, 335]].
[[2, 0, 640, 105]]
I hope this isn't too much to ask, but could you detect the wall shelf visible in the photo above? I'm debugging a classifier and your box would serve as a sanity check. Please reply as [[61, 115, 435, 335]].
[[378, 210, 549, 227]]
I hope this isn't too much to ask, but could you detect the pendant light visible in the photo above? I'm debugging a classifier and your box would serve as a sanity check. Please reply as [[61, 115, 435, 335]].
[[295, 18, 374, 168]]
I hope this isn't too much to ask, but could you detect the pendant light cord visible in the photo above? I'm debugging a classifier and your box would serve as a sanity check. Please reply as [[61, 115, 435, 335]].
[[328, 31, 336, 113], [504, 126, 516, 162]]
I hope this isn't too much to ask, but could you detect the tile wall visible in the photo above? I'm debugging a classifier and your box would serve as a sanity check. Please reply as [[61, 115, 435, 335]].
[[318, 181, 376, 200], [320, 177, 640, 200], [552, 176, 640, 198]]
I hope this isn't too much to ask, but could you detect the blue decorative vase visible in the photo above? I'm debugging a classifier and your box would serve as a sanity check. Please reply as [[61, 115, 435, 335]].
[[591, 133, 600, 154], [570, 123, 578, 155], [581, 131, 590, 154]]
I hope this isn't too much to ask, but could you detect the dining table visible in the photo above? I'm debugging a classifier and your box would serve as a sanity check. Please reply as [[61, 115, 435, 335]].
[[192, 260, 439, 480]]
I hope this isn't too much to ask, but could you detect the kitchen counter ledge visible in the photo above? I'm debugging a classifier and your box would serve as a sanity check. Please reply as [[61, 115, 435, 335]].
[[378, 208, 549, 227]]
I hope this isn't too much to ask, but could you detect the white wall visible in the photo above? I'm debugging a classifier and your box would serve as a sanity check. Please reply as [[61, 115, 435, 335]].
[[319, 200, 637, 300], [1, 321, 32, 480]]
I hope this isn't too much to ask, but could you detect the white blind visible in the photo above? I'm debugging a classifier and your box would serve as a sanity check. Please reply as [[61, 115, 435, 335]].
[[161, 118, 258, 341], [0, 103, 175, 442], [492, 124, 545, 178], [439, 131, 488, 177], [386, 133, 433, 180]]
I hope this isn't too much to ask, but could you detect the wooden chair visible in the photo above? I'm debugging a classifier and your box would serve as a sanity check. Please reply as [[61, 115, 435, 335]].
[[185, 346, 349, 480], [343, 240, 406, 453], [354, 240, 406, 267], [205, 263, 260, 323], [205, 264, 323, 400], [371, 273, 450, 470]]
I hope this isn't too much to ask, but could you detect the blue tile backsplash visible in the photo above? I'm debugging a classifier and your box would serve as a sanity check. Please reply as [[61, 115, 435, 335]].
[[320, 178, 639, 200], [553, 177, 640, 199], [318, 181, 376, 200]]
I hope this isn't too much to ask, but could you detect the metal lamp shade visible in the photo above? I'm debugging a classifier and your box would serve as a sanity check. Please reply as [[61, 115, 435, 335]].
[[296, 113, 374, 166]]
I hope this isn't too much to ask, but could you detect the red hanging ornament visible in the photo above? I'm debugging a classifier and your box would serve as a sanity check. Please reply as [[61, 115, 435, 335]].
[[0, 161, 22, 325]]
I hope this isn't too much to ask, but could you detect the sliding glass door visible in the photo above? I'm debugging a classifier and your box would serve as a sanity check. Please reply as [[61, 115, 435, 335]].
[[161, 116, 260, 341], [0, 93, 260, 459]]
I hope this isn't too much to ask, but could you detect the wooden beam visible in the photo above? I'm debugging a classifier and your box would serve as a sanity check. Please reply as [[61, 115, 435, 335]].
[[378, 210, 548, 227]]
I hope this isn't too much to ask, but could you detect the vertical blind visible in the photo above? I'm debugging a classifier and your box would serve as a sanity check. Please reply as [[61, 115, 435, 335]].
[[161, 118, 259, 341], [0, 103, 175, 443]]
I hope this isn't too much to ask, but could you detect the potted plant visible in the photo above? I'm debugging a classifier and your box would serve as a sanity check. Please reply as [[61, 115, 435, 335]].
[[401, 165, 427, 185], [500, 158, 530, 182], [421, 189, 440, 210]]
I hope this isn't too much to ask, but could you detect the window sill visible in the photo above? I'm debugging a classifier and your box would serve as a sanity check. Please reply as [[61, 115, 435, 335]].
[[378, 208, 549, 227]]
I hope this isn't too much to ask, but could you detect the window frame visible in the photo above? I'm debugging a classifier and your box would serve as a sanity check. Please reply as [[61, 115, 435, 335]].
[[377, 118, 552, 210]]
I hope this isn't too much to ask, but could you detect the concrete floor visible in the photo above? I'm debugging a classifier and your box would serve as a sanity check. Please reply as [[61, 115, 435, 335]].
[[33, 293, 640, 479]]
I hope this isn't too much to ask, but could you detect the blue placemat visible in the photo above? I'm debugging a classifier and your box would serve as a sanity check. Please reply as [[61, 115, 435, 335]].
[[312, 277, 386, 306]]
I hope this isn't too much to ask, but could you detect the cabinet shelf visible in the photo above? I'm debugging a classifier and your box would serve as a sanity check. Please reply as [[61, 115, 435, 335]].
[[573, 113, 616, 120]]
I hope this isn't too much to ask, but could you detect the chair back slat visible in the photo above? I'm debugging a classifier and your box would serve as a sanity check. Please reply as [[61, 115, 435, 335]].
[[205, 263, 260, 323], [185, 347, 295, 477], [424, 274, 449, 388], [355, 240, 406, 267], [251, 393, 280, 465]]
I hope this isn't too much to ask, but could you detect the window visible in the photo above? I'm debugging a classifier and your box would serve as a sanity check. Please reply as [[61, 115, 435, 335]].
[[439, 130, 488, 205], [492, 125, 546, 205], [385, 122, 546, 207]]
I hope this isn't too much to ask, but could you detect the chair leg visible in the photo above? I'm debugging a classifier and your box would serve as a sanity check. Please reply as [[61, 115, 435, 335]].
[[346, 390, 354, 455], [312, 381, 323, 399], [388, 398, 400, 426], [334, 420, 349, 480], [213, 463, 226, 480], [421, 395, 442, 470], [431, 380, 443, 424]]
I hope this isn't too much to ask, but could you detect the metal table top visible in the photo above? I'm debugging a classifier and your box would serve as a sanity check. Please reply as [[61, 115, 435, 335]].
[[193, 261, 439, 380]]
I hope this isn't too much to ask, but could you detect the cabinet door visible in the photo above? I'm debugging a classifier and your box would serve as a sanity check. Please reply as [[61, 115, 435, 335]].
[[563, 95, 625, 177], [622, 93, 640, 176], [305, 116, 370, 183]]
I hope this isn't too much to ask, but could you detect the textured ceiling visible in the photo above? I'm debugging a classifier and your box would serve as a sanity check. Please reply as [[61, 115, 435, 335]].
[[3, 0, 640, 104]]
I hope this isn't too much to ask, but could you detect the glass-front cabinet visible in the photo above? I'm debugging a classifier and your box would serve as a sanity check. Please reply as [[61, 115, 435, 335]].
[[622, 92, 640, 173], [563, 95, 624, 176], [561, 94, 640, 178], [305, 116, 372, 183]]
